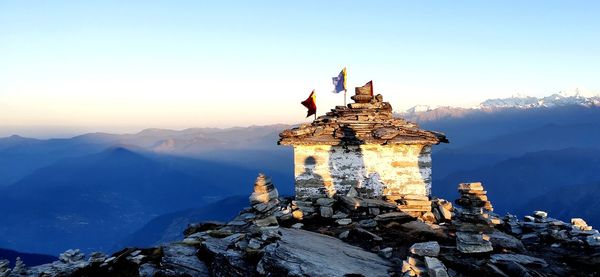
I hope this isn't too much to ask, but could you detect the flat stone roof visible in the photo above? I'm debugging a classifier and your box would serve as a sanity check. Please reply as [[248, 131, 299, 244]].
[[278, 94, 448, 146]]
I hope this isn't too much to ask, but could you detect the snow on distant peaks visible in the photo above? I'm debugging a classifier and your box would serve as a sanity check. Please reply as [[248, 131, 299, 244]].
[[478, 88, 600, 110], [405, 105, 433, 113]]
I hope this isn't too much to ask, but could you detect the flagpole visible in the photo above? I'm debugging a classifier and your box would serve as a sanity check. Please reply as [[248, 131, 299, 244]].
[[344, 89, 347, 106]]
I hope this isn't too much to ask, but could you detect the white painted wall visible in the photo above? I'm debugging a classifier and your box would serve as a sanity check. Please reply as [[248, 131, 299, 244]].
[[293, 144, 432, 199]]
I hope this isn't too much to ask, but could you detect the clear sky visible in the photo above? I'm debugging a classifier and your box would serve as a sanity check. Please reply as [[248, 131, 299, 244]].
[[1, 1, 600, 137]]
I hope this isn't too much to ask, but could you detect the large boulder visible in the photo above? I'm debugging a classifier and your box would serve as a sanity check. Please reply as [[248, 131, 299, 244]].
[[259, 228, 391, 276]]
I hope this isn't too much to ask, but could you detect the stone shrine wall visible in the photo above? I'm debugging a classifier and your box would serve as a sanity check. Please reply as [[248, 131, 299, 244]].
[[293, 144, 432, 199]]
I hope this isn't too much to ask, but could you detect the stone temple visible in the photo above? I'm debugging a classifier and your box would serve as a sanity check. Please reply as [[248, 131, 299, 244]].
[[278, 89, 448, 202]]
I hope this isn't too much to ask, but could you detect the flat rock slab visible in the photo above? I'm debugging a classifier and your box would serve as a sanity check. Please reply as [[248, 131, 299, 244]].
[[260, 228, 391, 277], [490, 254, 548, 268], [375, 211, 413, 222], [362, 198, 398, 209], [456, 232, 493, 253], [488, 230, 525, 252], [410, 241, 440, 257], [424, 256, 449, 277], [161, 243, 210, 276]]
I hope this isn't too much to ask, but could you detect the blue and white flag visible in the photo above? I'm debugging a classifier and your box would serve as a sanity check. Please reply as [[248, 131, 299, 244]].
[[331, 67, 346, 93]]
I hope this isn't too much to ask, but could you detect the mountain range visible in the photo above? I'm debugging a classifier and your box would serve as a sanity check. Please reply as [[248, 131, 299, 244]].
[[1, 92, 600, 257], [0, 126, 294, 255], [401, 89, 600, 119]]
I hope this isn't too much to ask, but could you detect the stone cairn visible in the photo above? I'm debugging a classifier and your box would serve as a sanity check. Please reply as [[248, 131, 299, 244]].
[[401, 241, 449, 277], [453, 182, 494, 253], [0, 259, 11, 277], [248, 173, 280, 228], [504, 210, 600, 249], [193, 173, 452, 275], [431, 198, 453, 223], [386, 194, 433, 219], [0, 257, 30, 276]]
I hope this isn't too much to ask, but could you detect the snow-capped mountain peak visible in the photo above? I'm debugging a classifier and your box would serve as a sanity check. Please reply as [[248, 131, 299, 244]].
[[405, 105, 433, 114], [478, 90, 600, 110], [399, 90, 600, 122]]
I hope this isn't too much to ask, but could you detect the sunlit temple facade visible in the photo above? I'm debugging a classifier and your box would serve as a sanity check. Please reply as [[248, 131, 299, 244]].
[[278, 90, 448, 200]]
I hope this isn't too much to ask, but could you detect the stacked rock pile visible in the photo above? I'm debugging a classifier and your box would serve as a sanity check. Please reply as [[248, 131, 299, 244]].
[[401, 241, 450, 277], [387, 194, 433, 218], [455, 182, 492, 212], [0, 249, 112, 276], [179, 174, 400, 275], [283, 185, 416, 228], [249, 174, 280, 216], [0, 260, 9, 276], [431, 198, 453, 223], [221, 174, 283, 233], [14, 175, 600, 276], [504, 211, 600, 249], [278, 94, 446, 148], [453, 182, 495, 253]]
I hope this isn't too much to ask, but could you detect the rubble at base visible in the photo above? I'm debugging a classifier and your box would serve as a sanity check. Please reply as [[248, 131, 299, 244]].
[[5, 175, 600, 276]]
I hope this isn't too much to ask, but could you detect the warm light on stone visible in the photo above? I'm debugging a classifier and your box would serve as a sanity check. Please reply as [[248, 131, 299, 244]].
[[279, 92, 448, 200]]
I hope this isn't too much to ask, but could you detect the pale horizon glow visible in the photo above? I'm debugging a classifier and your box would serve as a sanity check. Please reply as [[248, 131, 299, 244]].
[[2, 1, 600, 138]]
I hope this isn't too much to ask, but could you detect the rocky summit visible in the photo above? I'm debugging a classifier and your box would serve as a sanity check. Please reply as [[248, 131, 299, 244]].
[[3, 176, 600, 276]]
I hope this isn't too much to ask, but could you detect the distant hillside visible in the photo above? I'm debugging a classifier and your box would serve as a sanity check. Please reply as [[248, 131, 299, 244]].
[[518, 182, 600, 227], [116, 195, 248, 249], [0, 135, 40, 151], [419, 106, 600, 150], [0, 248, 56, 267], [0, 136, 108, 186], [4, 100, 600, 257], [0, 147, 264, 255], [434, 148, 600, 215], [432, 122, 600, 177], [0, 124, 292, 187]]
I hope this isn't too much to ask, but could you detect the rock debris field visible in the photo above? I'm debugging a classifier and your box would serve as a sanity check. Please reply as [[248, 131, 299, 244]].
[[2, 174, 600, 276]]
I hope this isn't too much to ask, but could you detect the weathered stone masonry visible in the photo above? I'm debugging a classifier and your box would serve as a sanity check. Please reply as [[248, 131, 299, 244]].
[[279, 91, 447, 201], [293, 144, 432, 199]]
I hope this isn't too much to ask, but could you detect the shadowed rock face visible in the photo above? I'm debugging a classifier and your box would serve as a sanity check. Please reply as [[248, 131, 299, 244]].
[[260, 228, 390, 277]]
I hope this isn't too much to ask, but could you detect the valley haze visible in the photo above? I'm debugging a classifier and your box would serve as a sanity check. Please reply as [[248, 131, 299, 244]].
[[2, 1, 600, 275], [1, 93, 600, 255]]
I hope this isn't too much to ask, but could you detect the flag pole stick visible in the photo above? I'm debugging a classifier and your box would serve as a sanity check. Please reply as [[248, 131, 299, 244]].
[[344, 89, 347, 106]]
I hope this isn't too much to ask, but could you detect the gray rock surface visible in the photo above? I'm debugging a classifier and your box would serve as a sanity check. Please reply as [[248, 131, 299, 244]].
[[378, 247, 393, 259], [320, 206, 333, 218], [336, 218, 352, 225], [410, 241, 440, 257], [0, 260, 10, 277], [260, 228, 391, 276], [316, 197, 335, 206], [374, 211, 412, 222], [160, 243, 209, 276], [490, 254, 548, 268], [424, 256, 449, 277], [456, 232, 493, 253], [488, 230, 525, 252], [28, 249, 88, 276]]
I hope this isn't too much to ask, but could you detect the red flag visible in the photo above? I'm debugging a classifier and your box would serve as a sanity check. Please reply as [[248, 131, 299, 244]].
[[301, 90, 317, 118], [356, 80, 373, 96]]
